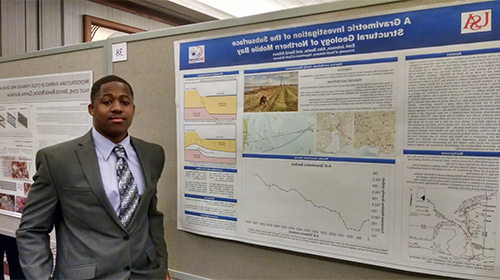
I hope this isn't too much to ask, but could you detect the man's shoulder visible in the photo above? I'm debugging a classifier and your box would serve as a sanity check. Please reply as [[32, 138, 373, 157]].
[[130, 136, 163, 150]]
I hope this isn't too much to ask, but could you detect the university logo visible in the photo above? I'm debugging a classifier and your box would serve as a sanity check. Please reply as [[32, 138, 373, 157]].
[[188, 45, 205, 63], [461, 9, 491, 34]]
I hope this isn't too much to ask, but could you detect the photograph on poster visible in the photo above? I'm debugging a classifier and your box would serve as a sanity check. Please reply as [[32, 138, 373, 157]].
[[15, 196, 26, 213], [18, 112, 28, 129], [0, 194, 15, 211], [23, 183, 31, 195], [244, 71, 298, 112], [11, 161, 29, 180]]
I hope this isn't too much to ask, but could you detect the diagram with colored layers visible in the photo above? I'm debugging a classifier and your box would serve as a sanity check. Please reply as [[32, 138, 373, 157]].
[[184, 124, 236, 164], [184, 81, 237, 120]]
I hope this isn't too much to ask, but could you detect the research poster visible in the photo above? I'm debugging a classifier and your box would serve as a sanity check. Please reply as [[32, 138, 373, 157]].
[[0, 71, 92, 217], [175, 1, 500, 279]]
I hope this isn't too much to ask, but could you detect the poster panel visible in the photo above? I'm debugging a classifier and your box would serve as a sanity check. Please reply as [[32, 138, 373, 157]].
[[0, 71, 93, 217], [175, 2, 500, 279]]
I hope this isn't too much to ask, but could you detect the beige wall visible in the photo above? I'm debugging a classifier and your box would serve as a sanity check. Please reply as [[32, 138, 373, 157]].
[[0, 0, 170, 57]]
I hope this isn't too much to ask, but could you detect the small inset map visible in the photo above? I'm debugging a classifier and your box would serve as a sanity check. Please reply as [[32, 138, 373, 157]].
[[243, 113, 315, 154], [409, 187, 496, 265], [316, 111, 395, 157], [316, 112, 353, 154]]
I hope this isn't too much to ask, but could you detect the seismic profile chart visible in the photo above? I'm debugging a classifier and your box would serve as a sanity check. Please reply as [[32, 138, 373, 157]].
[[244, 159, 391, 247], [1, 106, 30, 130], [184, 80, 237, 120], [408, 187, 496, 265], [0, 114, 5, 129], [243, 113, 315, 154], [184, 124, 236, 164], [315, 111, 395, 157]]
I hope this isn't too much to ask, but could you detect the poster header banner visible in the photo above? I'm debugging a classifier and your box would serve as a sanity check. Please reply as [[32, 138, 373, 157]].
[[179, 1, 499, 70]]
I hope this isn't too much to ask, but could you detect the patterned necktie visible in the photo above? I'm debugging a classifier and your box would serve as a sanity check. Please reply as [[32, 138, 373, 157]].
[[113, 145, 139, 228]]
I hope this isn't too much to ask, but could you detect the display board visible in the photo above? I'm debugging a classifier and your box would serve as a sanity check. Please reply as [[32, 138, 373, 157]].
[[0, 71, 93, 217], [0, 47, 104, 237], [175, 1, 500, 279]]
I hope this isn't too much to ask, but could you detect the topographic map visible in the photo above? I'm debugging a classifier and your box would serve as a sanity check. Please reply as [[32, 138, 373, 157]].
[[243, 113, 315, 154], [315, 111, 395, 157], [409, 187, 496, 266]]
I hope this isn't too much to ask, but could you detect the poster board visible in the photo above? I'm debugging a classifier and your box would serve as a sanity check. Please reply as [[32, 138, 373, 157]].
[[173, 1, 500, 279], [0, 71, 93, 217], [0, 47, 104, 236]]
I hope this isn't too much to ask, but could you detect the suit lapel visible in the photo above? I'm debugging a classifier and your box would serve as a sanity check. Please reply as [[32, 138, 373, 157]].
[[76, 131, 124, 229]]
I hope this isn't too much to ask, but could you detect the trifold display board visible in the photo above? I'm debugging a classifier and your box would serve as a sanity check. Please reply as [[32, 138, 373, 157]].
[[175, 1, 500, 279]]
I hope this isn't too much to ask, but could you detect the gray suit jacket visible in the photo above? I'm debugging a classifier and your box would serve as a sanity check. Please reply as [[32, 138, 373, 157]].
[[16, 131, 168, 279]]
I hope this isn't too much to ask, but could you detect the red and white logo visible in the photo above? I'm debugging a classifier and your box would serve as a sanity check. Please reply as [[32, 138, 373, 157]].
[[188, 45, 205, 64], [461, 9, 491, 34]]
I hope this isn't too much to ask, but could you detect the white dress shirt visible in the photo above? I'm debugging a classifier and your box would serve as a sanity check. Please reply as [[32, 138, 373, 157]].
[[92, 128, 146, 216]]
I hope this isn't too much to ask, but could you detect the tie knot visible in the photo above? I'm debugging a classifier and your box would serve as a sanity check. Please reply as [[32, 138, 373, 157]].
[[113, 145, 126, 159]]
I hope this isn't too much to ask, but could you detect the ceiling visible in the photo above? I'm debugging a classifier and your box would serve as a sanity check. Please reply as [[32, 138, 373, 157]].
[[134, 0, 344, 20]]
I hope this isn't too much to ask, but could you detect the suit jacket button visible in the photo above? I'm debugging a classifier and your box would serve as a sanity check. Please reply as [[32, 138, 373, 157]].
[[123, 235, 129, 241], [124, 266, 131, 271]]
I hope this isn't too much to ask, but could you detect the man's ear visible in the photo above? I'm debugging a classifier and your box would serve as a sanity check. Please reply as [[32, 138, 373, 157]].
[[88, 103, 94, 116]]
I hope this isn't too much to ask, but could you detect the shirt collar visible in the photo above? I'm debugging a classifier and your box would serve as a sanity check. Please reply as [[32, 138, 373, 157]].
[[92, 128, 132, 160]]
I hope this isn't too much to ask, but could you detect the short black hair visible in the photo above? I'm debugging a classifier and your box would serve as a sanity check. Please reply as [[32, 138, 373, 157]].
[[90, 75, 134, 103]]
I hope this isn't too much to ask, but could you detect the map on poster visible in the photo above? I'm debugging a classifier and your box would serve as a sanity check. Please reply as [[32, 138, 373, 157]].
[[315, 111, 395, 157], [243, 113, 315, 154], [408, 187, 496, 265]]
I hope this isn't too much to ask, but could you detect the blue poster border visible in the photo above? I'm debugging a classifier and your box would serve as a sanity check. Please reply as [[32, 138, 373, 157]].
[[179, 1, 499, 70]]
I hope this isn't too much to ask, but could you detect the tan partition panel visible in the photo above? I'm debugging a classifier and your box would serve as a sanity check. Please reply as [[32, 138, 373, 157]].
[[112, 0, 461, 278]]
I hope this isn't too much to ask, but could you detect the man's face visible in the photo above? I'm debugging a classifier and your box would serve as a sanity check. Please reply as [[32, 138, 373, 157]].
[[88, 81, 135, 143]]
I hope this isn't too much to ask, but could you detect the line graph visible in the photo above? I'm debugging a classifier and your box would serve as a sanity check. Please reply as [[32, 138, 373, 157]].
[[252, 173, 369, 232], [243, 158, 391, 247]]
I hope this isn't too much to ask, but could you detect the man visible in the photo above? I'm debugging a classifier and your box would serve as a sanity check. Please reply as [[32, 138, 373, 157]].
[[16, 75, 169, 279]]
